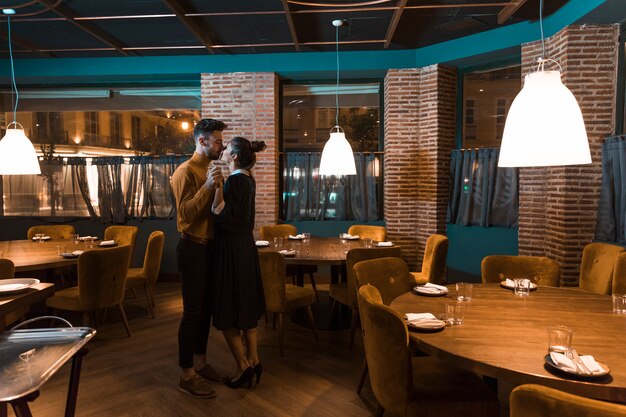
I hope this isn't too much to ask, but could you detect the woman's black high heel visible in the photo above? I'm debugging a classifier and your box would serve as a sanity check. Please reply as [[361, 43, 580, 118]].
[[253, 362, 263, 384], [225, 367, 254, 389]]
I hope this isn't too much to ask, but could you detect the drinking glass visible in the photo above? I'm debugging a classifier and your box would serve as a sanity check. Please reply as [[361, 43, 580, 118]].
[[71, 233, 80, 244], [514, 278, 531, 296], [56, 245, 67, 255], [548, 325, 573, 354], [84, 237, 96, 249], [456, 282, 473, 301], [339, 233, 347, 242], [445, 301, 465, 325], [363, 238, 373, 248], [273, 237, 283, 248], [612, 294, 626, 315], [302, 232, 311, 240], [35, 233, 45, 243]]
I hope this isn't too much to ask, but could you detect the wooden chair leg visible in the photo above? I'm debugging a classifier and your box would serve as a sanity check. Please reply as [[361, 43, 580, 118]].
[[277, 312, 284, 356], [131, 287, 138, 299], [308, 273, 319, 303], [356, 358, 368, 394], [272, 312, 277, 330], [116, 304, 132, 337], [349, 307, 359, 349], [305, 305, 318, 340], [147, 285, 156, 308], [329, 298, 338, 318], [143, 285, 155, 318]]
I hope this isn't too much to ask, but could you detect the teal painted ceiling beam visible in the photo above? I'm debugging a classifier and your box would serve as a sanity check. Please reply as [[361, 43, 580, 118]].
[[1, 0, 609, 84]]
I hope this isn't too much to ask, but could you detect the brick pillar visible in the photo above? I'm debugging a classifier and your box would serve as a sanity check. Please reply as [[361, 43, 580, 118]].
[[384, 65, 457, 270], [200, 72, 279, 236], [518, 25, 619, 285]]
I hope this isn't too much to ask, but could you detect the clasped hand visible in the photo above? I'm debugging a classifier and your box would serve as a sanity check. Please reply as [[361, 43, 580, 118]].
[[205, 165, 223, 188]]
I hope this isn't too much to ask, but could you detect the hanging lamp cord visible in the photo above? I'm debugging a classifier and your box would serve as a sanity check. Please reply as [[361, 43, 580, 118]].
[[7, 15, 19, 123], [335, 22, 339, 128], [539, 0, 545, 59]]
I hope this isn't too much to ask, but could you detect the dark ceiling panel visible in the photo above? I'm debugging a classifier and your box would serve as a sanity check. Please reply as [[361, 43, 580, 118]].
[[93, 18, 199, 48], [188, 0, 284, 14], [197, 14, 293, 46], [63, 0, 173, 17], [10, 20, 111, 50]]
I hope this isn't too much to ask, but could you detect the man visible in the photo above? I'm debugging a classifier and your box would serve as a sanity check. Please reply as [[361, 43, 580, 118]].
[[170, 118, 227, 398]]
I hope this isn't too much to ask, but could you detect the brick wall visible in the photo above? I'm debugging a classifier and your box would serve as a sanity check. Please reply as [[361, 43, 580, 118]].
[[518, 25, 619, 285], [384, 65, 457, 270], [200, 72, 279, 235]]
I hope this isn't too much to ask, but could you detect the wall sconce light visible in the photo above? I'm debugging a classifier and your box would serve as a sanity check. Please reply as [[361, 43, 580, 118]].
[[181, 121, 190, 131], [74, 135, 82, 145]]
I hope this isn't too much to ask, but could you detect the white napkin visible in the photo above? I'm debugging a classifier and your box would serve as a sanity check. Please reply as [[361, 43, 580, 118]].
[[550, 352, 605, 374], [279, 249, 297, 256], [342, 233, 360, 239], [377, 241, 394, 247], [32, 235, 51, 240], [255, 240, 270, 246], [99, 240, 116, 246], [288, 234, 305, 240], [404, 313, 436, 321], [505, 278, 515, 287], [72, 250, 84, 256], [415, 283, 448, 293], [79, 236, 98, 241]]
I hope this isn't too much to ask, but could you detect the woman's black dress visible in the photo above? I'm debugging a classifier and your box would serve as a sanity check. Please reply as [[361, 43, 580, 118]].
[[212, 170, 265, 330]]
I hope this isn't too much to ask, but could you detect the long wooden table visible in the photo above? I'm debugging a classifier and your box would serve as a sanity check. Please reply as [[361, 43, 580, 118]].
[[0, 283, 55, 331], [390, 284, 626, 402], [258, 236, 369, 265], [0, 240, 94, 273]]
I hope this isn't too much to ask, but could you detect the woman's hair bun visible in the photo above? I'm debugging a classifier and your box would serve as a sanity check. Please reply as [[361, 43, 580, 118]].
[[251, 140, 266, 153]]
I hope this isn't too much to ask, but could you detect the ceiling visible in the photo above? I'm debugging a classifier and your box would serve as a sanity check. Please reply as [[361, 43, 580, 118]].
[[0, 0, 572, 59]]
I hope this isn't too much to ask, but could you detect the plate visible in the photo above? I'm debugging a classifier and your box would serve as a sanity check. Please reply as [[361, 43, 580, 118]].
[[0, 278, 40, 294], [407, 319, 446, 332], [279, 250, 297, 257], [98, 242, 117, 247], [377, 242, 394, 247], [412, 285, 449, 297], [544, 354, 610, 379], [255, 241, 270, 247], [500, 281, 538, 291], [60, 253, 79, 259]]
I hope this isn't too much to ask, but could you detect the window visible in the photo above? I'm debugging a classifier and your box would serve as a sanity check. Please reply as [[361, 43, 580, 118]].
[[110, 112, 122, 147], [84, 111, 99, 146], [280, 82, 383, 221], [462, 65, 521, 148]]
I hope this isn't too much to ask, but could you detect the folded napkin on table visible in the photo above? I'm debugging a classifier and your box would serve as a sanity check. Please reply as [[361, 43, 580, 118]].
[[505, 278, 516, 287], [377, 241, 394, 247], [79, 236, 98, 241], [404, 313, 436, 321], [342, 233, 359, 239], [32, 235, 51, 240], [72, 250, 84, 256], [549, 352, 605, 374], [288, 234, 305, 240], [279, 249, 297, 256], [255, 240, 270, 246], [99, 240, 116, 246], [415, 283, 448, 293]]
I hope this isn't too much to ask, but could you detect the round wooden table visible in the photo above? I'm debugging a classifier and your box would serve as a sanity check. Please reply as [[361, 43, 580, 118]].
[[0, 239, 104, 272], [390, 284, 626, 403], [257, 236, 369, 265]]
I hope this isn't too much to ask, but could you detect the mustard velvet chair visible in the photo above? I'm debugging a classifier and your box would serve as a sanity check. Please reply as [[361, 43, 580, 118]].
[[329, 247, 402, 348], [46, 245, 133, 336], [104, 225, 139, 266], [125, 231, 165, 318], [579, 242, 625, 295], [259, 224, 318, 299], [27, 224, 76, 240], [347, 225, 387, 241], [410, 234, 448, 285], [481, 255, 561, 287], [357, 284, 498, 417], [613, 252, 626, 295], [0, 258, 26, 327], [510, 384, 626, 417], [259, 251, 318, 356]]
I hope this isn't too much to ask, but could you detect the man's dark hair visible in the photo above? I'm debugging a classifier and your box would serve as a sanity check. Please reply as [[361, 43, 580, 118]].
[[193, 118, 227, 142]]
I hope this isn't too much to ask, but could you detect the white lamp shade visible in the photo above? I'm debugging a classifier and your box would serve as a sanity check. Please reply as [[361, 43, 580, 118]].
[[498, 70, 591, 167], [0, 127, 41, 175], [319, 131, 356, 176]]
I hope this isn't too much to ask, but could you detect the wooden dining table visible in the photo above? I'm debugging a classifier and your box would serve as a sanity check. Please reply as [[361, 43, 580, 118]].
[[390, 284, 626, 403], [257, 236, 370, 266], [0, 239, 100, 273], [0, 283, 55, 331]]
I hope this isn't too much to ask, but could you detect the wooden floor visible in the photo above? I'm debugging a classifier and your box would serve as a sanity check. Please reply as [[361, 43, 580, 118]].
[[19, 282, 378, 417]]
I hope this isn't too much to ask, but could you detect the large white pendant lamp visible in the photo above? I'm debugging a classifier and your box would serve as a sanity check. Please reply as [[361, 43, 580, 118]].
[[319, 19, 356, 176], [0, 12, 41, 175], [498, 0, 590, 168]]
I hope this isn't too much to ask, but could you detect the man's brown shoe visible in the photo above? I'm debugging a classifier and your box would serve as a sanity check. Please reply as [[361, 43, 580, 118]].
[[196, 364, 227, 383], [179, 375, 217, 398]]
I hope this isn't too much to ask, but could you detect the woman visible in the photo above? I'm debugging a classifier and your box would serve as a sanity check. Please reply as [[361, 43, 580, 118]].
[[212, 136, 266, 389]]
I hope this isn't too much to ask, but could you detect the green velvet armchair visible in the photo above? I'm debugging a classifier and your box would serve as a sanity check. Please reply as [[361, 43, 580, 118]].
[[347, 225, 387, 241], [125, 231, 165, 318], [410, 234, 448, 285], [104, 225, 139, 267], [579, 242, 625, 295], [27, 224, 76, 241]]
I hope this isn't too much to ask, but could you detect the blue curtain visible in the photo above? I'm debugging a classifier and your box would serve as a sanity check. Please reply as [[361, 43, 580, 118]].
[[447, 148, 518, 228], [282, 152, 381, 221], [595, 135, 626, 244]]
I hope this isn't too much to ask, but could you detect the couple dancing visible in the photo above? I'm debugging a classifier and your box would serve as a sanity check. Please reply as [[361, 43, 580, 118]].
[[170, 118, 266, 399]]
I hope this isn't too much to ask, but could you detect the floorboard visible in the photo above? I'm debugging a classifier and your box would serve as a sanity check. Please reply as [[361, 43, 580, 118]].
[[15, 282, 377, 417]]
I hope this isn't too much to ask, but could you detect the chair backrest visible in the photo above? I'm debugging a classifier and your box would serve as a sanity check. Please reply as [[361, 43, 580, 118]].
[[481, 255, 561, 287], [419, 234, 448, 284], [347, 225, 387, 242], [27, 225, 76, 240], [579, 242, 625, 295], [104, 225, 139, 265], [354, 257, 413, 305], [345, 247, 402, 307], [510, 384, 626, 417], [357, 284, 411, 417], [0, 258, 15, 279], [258, 251, 287, 313], [78, 245, 132, 310], [140, 231, 165, 285], [613, 252, 626, 295], [259, 224, 297, 241]]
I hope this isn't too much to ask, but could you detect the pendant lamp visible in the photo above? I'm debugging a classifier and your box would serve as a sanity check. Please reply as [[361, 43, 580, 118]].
[[0, 12, 41, 175], [319, 19, 356, 176], [498, 0, 590, 168]]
